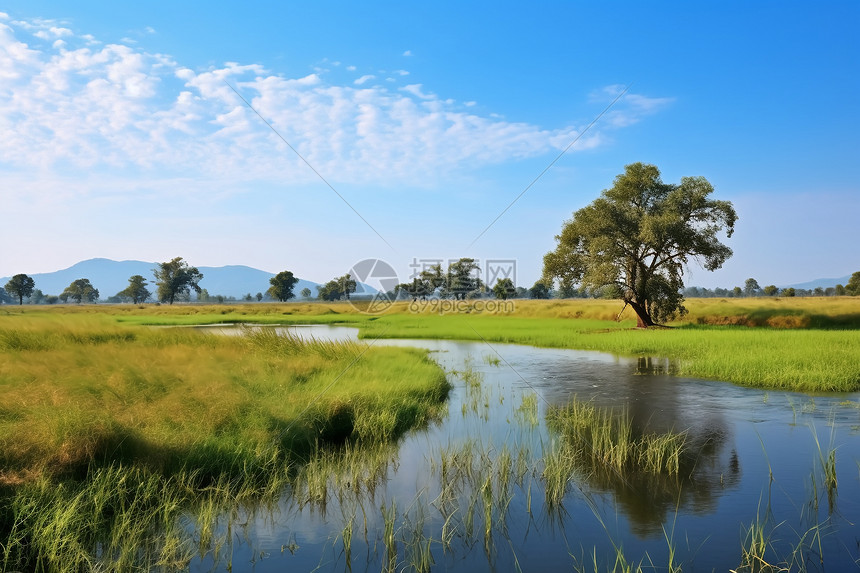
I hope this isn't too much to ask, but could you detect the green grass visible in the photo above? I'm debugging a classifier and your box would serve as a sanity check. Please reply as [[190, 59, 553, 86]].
[[0, 311, 449, 571], [8, 297, 860, 391]]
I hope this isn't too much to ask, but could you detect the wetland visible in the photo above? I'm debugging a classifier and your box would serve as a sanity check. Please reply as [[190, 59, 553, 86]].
[[1, 302, 859, 572]]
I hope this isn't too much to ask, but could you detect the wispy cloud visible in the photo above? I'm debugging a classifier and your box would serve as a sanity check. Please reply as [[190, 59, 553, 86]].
[[590, 84, 675, 127], [0, 18, 670, 200]]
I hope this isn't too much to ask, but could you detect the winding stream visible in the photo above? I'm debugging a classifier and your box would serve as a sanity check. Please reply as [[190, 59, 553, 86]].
[[191, 325, 860, 572]]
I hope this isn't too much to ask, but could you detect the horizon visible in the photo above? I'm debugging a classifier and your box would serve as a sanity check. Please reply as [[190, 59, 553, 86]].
[[1, 3, 858, 289], [1, 256, 852, 296]]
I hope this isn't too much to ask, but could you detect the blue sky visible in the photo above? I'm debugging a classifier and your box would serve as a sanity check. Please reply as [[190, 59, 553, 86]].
[[1, 1, 858, 291]]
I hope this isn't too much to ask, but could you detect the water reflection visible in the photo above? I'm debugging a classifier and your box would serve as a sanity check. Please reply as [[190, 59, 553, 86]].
[[188, 325, 860, 573]]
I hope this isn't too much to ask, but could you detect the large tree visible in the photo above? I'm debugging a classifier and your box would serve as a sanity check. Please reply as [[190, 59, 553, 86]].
[[4, 274, 35, 305], [543, 163, 737, 327], [267, 270, 299, 302], [62, 278, 100, 304], [117, 275, 151, 304], [153, 257, 203, 304]]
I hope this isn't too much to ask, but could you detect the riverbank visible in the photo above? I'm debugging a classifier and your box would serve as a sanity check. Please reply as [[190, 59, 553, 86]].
[[0, 313, 449, 570], [15, 297, 856, 392]]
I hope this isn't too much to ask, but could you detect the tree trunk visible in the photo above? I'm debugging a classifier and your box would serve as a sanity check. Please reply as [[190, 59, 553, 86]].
[[629, 301, 654, 328]]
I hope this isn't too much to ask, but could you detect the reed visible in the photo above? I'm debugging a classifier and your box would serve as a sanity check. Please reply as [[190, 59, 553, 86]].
[[546, 399, 690, 477], [0, 313, 449, 571]]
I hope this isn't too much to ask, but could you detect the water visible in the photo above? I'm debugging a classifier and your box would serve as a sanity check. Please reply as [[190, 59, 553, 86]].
[[191, 326, 860, 572]]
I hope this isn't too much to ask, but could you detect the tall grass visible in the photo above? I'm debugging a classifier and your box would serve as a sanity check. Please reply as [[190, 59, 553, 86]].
[[547, 399, 690, 477], [9, 298, 860, 391], [0, 313, 449, 571]]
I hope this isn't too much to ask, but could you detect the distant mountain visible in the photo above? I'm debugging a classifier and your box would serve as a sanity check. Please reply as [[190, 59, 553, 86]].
[[786, 275, 852, 290], [0, 258, 325, 301]]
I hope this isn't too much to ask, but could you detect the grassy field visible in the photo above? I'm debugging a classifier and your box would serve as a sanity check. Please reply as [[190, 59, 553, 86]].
[[0, 311, 450, 571], [5, 297, 860, 393]]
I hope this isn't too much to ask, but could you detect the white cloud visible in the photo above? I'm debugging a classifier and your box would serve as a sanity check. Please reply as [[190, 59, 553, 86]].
[[0, 18, 670, 200], [402, 50, 412, 56], [401, 83, 434, 100], [590, 84, 675, 127]]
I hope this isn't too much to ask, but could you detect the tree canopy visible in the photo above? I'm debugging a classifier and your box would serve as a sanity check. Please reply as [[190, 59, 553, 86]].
[[4, 274, 35, 305], [846, 271, 860, 296], [153, 257, 203, 304], [317, 274, 357, 301], [267, 270, 299, 302], [62, 278, 99, 304], [529, 280, 551, 299], [117, 275, 151, 304], [543, 162, 737, 327], [442, 258, 483, 299], [492, 278, 516, 300]]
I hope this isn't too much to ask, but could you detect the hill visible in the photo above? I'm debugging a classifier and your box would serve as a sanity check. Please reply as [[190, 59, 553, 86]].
[[0, 258, 322, 301]]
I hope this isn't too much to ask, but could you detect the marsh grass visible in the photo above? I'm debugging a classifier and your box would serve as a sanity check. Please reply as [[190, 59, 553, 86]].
[[10, 299, 860, 391], [0, 313, 449, 571], [809, 424, 838, 513], [547, 399, 690, 477]]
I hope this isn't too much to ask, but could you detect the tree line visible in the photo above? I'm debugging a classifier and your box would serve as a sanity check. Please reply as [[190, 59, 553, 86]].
[[4, 258, 860, 307], [2, 259, 359, 305]]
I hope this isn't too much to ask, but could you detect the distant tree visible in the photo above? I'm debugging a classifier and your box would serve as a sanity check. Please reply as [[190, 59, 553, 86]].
[[256, 292, 263, 302], [198, 288, 211, 303], [543, 162, 736, 327], [515, 287, 529, 298], [267, 270, 299, 302], [530, 281, 551, 299], [397, 277, 431, 301], [338, 274, 357, 300], [58, 292, 69, 303], [315, 274, 357, 301], [29, 289, 45, 305], [45, 295, 59, 305], [62, 278, 99, 304], [780, 287, 796, 297], [743, 278, 760, 297], [813, 287, 824, 297], [242, 293, 252, 302], [300, 287, 312, 299], [492, 278, 516, 300], [5, 274, 35, 305], [153, 257, 203, 305], [556, 282, 578, 299], [118, 275, 151, 304], [835, 284, 846, 296], [762, 285, 779, 297], [732, 286, 742, 297], [0, 287, 13, 304], [442, 258, 482, 300], [317, 280, 341, 301], [846, 272, 860, 296]]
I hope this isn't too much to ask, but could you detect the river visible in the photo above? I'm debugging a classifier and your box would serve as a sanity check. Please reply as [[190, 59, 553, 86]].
[[190, 325, 860, 572]]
